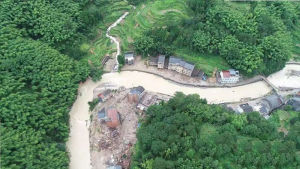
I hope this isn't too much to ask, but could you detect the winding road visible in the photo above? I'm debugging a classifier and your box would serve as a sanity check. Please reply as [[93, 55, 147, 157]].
[[67, 11, 300, 169]]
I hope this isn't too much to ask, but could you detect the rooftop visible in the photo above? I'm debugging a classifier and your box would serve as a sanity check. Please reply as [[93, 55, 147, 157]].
[[124, 52, 134, 58], [262, 95, 284, 111], [221, 71, 231, 78], [106, 107, 120, 128], [240, 103, 253, 113], [169, 56, 181, 64], [169, 56, 195, 70], [158, 55, 165, 63], [183, 62, 195, 70], [130, 86, 145, 95]]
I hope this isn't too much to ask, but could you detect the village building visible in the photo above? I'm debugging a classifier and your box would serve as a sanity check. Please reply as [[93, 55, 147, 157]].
[[157, 55, 165, 69], [168, 56, 181, 72], [239, 103, 253, 113], [168, 56, 195, 76], [260, 95, 284, 116], [218, 69, 240, 84], [181, 61, 195, 76], [98, 107, 120, 128], [127, 86, 145, 104], [287, 97, 300, 111], [124, 52, 134, 65], [149, 57, 158, 66]]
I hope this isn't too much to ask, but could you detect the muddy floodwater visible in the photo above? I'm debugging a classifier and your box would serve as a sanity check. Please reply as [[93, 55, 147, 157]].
[[267, 64, 300, 89], [101, 71, 272, 103], [67, 70, 274, 169]]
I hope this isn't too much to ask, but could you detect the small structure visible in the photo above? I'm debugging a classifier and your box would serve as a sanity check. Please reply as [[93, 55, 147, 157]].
[[287, 97, 300, 111], [260, 95, 284, 115], [168, 56, 181, 72], [125, 52, 134, 65], [97, 107, 120, 128], [106, 107, 120, 128], [168, 56, 195, 76], [218, 69, 240, 84], [239, 103, 253, 113], [127, 86, 145, 104], [182, 62, 195, 76], [157, 55, 165, 69], [149, 57, 158, 66]]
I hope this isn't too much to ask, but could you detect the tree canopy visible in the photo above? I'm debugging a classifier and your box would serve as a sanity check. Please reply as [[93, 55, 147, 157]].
[[131, 93, 300, 169], [0, 0, 110, 166], [134, 1, 299, 75]]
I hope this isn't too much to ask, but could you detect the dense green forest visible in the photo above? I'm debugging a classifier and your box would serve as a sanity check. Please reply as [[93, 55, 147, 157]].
[[0, 0, 106, 168], [1, 0, 300, 168], [134, 1, 300, 75], [132, 93, 300, 169]]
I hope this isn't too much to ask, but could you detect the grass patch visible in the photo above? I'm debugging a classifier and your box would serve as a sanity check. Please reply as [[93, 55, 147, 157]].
[[110, 0, 230, 75], [175, 48, 230, 76]]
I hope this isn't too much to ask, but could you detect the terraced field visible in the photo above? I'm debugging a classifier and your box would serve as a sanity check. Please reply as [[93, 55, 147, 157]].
[[109, 0, 229, 74], [110, 0, 189, 51], [85, 0, 132, 67]]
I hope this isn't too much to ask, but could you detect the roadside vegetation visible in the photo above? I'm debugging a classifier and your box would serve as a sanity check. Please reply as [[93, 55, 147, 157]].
[[132, 93, 300, 168]]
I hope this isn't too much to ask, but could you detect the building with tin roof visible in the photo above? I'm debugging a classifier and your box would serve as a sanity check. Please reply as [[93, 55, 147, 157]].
[[168, 56, 195, 76]]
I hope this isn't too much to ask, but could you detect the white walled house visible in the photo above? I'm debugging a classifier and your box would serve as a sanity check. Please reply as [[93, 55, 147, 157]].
[[218, 69, 240, 84]]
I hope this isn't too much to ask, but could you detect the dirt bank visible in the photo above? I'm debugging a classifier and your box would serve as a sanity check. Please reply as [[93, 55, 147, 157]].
[[268, 64, 300, 89]]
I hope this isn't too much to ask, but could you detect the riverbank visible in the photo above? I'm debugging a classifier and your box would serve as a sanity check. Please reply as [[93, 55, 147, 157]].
[[100, 71, 272, 104], [67, 62, 300, 168], [122, 56, 274, 89]]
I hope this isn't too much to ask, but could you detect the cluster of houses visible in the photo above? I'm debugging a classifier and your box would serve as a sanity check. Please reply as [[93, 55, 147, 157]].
[[149, 55, 196, 77], [124, 52, 240, 84], [227, 92, 300, 118]]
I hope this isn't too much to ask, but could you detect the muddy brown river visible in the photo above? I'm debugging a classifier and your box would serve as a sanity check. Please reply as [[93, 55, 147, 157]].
[[66, 9, 300, 169]]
